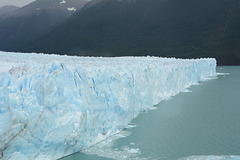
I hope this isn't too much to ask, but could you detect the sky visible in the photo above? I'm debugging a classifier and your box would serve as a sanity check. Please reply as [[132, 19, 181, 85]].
[[0, 0, 35, 7]]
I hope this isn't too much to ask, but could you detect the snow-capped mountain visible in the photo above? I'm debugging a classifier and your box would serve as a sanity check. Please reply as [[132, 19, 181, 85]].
[[0, 0, 90, 51], [2, 0, 89, 18]]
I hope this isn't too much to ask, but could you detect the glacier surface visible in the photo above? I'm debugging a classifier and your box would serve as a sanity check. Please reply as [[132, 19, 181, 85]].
[[0, 52, 216, 160]]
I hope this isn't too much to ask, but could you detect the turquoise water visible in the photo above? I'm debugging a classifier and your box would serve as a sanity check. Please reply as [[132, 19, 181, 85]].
[[61, 66, 240, 160]]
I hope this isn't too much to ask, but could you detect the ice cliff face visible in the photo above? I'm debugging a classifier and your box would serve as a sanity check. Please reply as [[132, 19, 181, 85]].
[[0, 52, 216, 160]]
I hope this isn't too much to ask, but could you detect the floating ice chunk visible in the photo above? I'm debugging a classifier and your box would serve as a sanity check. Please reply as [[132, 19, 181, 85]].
[[67, 7, 76, 11], [150, 106, 158, 110], [59, 0, 66, 6], [203, 76, 218, 80], [179, 155, 240, 160], [182, 89, 192, 93], [216, 72, 230, 76], [127, 124, 137, 128], [126, 147, 140, 154]]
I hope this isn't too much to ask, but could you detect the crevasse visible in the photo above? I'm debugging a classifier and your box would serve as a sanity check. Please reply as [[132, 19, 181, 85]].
[[0, 52, 216, 160]]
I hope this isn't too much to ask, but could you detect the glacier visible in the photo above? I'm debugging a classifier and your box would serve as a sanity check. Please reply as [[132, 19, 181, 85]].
[[0, 52, 216, 160]]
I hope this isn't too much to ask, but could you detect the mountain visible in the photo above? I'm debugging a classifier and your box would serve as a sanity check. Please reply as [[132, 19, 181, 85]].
[[10, 0, 240, 65], [0, 5, 19, 17], [0, 0, 89, 51]]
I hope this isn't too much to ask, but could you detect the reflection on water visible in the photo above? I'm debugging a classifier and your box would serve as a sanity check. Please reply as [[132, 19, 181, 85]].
[[61, 66, 240, 160]]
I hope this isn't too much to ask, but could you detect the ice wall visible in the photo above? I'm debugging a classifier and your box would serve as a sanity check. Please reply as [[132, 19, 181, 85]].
[[0, 52, 216, 160]]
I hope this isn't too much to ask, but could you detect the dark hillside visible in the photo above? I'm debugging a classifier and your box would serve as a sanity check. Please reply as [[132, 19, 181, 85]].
[[15, 0, 240, 65], [0, 0, 88, 51]]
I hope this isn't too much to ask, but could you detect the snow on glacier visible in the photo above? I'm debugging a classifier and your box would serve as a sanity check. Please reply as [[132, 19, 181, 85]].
[[0, 52, 216, 160]]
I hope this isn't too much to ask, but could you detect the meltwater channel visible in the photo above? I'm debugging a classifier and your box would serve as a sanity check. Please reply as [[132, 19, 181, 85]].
[[61, 66, 240, 160]]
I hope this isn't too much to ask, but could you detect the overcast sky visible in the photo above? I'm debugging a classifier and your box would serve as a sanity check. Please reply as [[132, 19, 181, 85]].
[[0, 0, 35, 7]]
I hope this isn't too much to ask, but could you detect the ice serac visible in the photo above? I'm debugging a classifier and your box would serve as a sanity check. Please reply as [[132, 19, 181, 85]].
[[0, 52, 216, 160]]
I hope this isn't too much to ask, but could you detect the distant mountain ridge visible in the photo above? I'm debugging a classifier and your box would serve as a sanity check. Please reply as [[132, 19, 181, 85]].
[[2, 0, 240, 65], [18, 0, 240, 65], [0, 0, 89, 50], [1, 0, 89, 18]]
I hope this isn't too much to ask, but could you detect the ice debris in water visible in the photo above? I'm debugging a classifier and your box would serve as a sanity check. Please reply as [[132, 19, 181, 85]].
[[179, 155, 240, 160]]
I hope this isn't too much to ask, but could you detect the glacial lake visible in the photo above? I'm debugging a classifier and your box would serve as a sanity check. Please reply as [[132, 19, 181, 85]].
[[61, 66, 240, 160]]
